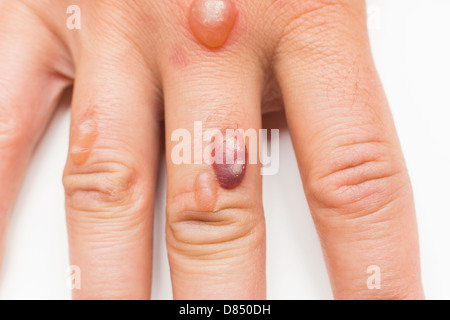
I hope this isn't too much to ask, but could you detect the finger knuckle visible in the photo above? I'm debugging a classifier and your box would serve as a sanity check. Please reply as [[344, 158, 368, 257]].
[[306, 137, 408, 217], [63, 157, 146, 217], [166, 186, 264, 259]]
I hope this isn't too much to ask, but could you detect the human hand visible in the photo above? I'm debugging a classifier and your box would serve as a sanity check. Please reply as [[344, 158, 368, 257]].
[[0, 0, 423, 299]]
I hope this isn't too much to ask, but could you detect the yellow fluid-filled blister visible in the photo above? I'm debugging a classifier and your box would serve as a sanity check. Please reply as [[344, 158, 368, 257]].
[[189, 0, 237, 49]]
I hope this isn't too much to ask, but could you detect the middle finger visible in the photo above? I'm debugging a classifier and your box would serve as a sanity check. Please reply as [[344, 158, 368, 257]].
[[162, 14, 267, 300]]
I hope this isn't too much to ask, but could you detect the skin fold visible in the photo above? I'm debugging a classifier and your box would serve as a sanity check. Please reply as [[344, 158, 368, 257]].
[[0, 0, 424, 300]]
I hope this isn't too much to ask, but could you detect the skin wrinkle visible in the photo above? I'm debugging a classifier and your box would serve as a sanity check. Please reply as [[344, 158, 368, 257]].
[[169, 220, 254, 248], [64, 167, 139, 207], [166, 177, 255, 224]]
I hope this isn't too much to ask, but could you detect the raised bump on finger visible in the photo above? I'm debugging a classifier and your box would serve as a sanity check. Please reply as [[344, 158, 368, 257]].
[[188, 0, 237, 49]]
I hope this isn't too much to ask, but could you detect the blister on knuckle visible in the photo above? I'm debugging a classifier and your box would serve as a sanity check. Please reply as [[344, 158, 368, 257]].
[[166, 188, 264, 258]]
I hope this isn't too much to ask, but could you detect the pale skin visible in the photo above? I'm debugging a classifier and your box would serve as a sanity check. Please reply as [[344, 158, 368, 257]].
[[0, 0, 424, 299]]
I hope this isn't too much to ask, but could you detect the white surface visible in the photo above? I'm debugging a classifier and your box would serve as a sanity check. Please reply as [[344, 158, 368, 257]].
[[1, 0, 450, 300]]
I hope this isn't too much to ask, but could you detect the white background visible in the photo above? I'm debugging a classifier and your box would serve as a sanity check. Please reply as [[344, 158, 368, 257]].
[[0, 0, 449, 300]]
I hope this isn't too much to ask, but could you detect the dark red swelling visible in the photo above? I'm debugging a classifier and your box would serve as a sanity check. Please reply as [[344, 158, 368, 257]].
[[212, 135, 247, 189]]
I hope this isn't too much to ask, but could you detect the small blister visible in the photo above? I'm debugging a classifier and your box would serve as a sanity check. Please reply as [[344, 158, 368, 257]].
[[189, 0, 237, 49], [70, 118, 98, 166]]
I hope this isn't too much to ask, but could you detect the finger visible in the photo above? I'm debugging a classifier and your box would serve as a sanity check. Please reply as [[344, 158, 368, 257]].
[[0, 3, 69, 261], [274, 1, 423, 299], [162, 46, 266, 298], [63, 45, 161, 299]]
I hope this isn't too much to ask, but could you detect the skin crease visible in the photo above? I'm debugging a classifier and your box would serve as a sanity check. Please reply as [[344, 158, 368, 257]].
[[0, 0, 425, 300], [188, 0, 238, 48]]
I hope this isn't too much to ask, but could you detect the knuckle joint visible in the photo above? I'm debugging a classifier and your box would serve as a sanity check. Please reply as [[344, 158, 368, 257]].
[[307, 140, 408, 216], [166, 190, 263, 257], [63, 160, 142, 213]]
